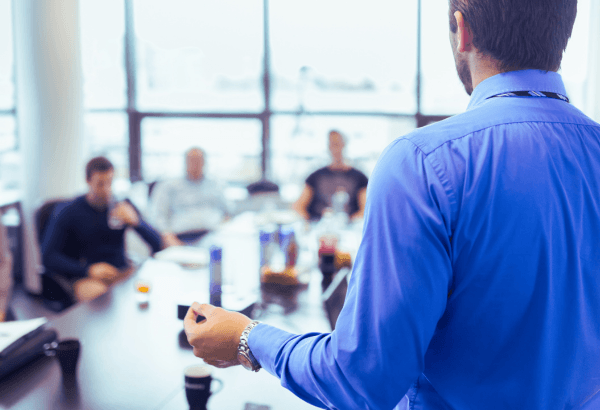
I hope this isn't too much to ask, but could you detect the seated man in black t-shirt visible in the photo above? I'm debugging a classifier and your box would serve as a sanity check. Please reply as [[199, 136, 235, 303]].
[[293, 130, 368, 221], [42, 157, 164, 302]]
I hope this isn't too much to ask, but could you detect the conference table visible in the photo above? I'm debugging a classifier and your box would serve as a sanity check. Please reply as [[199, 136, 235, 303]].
[[0, 212, 361, 410]]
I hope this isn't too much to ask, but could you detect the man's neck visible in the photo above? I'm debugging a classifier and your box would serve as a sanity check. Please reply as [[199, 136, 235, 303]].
[[85, 193, 107, 211], [469, 54, 503, 92], [329, 160, 349, 171], [187, 174, 204, 182]]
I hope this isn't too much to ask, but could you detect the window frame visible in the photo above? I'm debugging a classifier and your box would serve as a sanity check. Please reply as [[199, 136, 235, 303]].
[[88, 0, 461, 183]]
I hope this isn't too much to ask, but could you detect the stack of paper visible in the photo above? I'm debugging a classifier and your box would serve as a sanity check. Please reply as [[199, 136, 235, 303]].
[[153, 246, 209, 268], [0, 317, 48, 356]]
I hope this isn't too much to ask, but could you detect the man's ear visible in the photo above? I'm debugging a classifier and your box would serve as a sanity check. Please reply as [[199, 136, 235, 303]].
[[454, 11, 474, 53]]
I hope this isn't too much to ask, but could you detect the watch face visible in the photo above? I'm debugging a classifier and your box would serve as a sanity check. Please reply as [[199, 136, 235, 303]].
[[238, 352, 253, 370]]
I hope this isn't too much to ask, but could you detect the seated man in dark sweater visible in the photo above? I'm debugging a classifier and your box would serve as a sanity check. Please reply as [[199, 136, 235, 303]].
[[42, 156, 163, 302]]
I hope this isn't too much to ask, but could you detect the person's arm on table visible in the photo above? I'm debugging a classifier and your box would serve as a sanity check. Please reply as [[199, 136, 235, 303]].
[[186, 139, 454, 409], [162, 232, 184, 248], [113, 201, 164, 253], [292, 184, 314, 221], [133, 219, 163, 253], [148, 182, 176, 241], [350, 186, 367, 221]]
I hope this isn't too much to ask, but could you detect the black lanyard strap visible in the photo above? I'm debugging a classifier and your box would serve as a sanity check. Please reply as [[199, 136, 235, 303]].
[[487, 90, 569, 103]]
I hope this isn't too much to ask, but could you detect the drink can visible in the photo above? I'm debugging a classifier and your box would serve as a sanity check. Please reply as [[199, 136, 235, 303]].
[[209, 246, 222, 307]]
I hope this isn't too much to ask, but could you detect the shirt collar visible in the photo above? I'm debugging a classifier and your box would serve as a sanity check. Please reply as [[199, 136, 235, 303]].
[[467, 69, 567, 110]]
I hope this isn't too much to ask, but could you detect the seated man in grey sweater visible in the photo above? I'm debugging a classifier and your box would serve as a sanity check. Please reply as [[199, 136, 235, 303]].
[[149, 148, 229, 246]]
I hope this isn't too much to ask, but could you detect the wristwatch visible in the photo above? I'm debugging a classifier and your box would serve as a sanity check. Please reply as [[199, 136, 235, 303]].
[[237, 320, 261, 372]]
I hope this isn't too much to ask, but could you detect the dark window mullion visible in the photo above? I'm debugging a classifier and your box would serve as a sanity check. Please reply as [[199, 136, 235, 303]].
[[262, 0, 272, 180], [124, 0, 141, 182]]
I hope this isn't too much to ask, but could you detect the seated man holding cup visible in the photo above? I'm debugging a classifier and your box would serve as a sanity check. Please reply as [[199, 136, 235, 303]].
[[41, 156, 163, 302]]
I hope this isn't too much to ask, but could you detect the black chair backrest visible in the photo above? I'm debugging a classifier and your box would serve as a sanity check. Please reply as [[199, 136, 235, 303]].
[[148, 181, 159, 198], [322, 267, 351, 331], [246, 179, 279, 196], [36, 199, 69, 245]]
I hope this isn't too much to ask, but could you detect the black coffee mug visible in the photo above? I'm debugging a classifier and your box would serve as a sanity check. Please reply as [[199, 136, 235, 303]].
[[44, 339, 81, 383], [184, 365, 223, 410]]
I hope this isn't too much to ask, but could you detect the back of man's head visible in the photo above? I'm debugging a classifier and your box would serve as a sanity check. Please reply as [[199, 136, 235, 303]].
[[449, 0, 577, 72], [86, 156, 114, 182]]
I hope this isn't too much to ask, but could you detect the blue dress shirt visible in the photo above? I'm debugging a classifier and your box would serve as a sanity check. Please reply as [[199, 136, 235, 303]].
[[249, 70, 600, 409]]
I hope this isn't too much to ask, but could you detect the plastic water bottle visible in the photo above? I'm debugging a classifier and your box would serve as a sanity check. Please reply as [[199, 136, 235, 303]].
[[259, 230, 272, 270], [331, 189, 350, 228], [107, 197, 125, 230]]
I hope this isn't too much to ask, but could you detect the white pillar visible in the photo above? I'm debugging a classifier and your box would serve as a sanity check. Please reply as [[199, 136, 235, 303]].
[[13, 0, 84, 294], [585, 0, 600, 122]]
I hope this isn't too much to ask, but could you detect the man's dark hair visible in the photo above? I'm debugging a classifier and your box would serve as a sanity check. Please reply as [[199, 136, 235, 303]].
[[85, 156, 114, 181], [449, 0, 577, 72]]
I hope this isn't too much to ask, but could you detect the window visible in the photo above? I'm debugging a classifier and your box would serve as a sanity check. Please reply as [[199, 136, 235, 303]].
[[83, 113, 129, 180], [0, 0, 14, 111], [560, 0, 591, 111], [79, 0, 127, 109], [0, 116, 16, 154], [80, 0, 129, 183], [0, 116, 19, 190], [141, 118, 262, 184], [270, 0, 418, 114], [420, 0, 470, 115], [133, 0, 264, 112], [74, 0, 596, 188]]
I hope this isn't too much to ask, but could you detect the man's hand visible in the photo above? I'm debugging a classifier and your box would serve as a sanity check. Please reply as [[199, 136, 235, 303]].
[[0, 310, 5, 323], [184, 302, 252, 368], [110, 202, 140, 227], [162, 232, 184, 248], [87, 262, 119, 282]]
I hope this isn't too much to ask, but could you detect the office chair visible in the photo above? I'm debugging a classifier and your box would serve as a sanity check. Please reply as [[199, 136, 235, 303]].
[[246, 179, 279, 196], [240, 179, 281, 213], [36, 199, 75, 312], [147, 180, 160, 198]]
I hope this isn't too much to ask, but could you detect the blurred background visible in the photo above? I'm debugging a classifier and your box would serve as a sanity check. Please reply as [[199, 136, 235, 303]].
[[0, 0, 599, 293], [1, 0, 597, 193]]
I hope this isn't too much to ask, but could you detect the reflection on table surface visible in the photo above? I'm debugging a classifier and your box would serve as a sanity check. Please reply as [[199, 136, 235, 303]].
[[0, 211, 364, 410]]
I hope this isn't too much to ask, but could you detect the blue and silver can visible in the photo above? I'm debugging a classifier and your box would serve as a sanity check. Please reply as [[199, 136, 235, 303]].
[[209, 246, 222, 307]]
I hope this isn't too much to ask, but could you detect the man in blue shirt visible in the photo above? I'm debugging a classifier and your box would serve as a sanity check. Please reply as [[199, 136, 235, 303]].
[[184, 0, 600, 408], [42, 157, 163, 302]]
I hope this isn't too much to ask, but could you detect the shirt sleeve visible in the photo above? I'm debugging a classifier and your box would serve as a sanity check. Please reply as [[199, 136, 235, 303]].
[[248, 138, 455, 409], [41, 206, 88, 278], [133, 220, 163, 254], [355, 168, 369, 190], [305, 169, 320, 189], [148, 181, 171, 233], [215, 181, 232, 217]]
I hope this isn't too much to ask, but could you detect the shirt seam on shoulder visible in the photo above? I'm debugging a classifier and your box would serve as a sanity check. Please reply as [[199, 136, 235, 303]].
[[399, 138, 459, 231], [419, 119, 600, 155]]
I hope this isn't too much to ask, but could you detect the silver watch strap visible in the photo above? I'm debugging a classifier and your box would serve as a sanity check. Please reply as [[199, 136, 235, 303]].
[[239, 320, 261, 371]]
